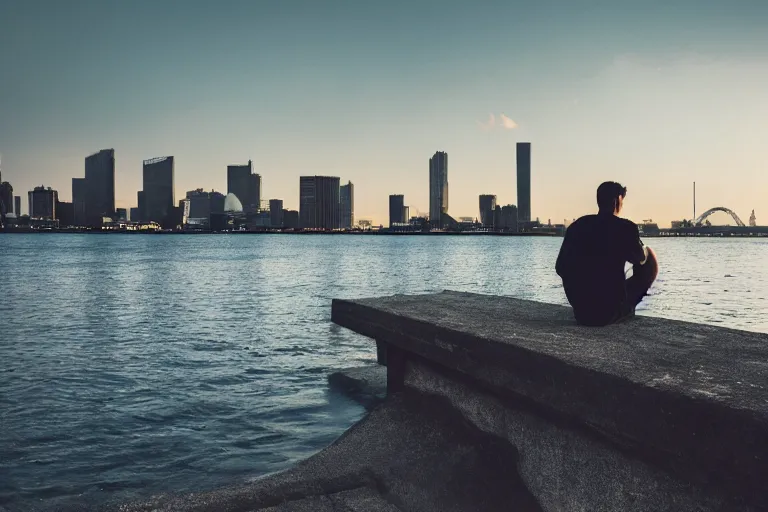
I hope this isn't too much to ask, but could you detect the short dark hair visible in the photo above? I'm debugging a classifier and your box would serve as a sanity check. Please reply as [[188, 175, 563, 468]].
[[596, 181, 627, 210]]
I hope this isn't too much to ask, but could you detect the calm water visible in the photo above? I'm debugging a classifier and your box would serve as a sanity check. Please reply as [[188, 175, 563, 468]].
[[1, 234, 767, 510]]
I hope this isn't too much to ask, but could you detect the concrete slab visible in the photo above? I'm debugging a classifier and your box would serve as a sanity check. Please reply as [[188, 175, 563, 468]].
[[331, 290, 768, 508]]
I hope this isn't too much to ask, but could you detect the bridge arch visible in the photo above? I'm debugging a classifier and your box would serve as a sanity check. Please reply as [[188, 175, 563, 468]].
[[694, 207, 745, 227]]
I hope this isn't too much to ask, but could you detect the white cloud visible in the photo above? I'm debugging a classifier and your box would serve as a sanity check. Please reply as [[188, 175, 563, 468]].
[[477, 113, 496, 130], [500, 114, 518, 130]]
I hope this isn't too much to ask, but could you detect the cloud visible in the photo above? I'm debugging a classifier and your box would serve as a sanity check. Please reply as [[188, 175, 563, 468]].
[[477, 113, 496, 131], [500, 114, 518, 130]]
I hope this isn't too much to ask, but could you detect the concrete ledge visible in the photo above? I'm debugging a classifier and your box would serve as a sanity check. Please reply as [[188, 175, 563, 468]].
[[332, 291, 768, 509]]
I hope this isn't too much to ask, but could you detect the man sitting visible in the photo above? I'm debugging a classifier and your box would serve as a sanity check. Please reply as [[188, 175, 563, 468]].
[[556, 181, 658, 326]]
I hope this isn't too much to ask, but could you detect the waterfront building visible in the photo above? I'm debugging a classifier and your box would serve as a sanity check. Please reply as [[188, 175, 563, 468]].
[[57, 201, 74, 227], [299, 176, 340, 230], [493, 204, 519, 232], [129, 207, 140, 222], [283, 209, 299, 229], [72, 178, 87, 226], [227, 161, 261, 213], [479, 194, 497, 228], [115, 208, 128, 222], [429, 151, 448, 228], [14, 196, 21, 217], [29, 186, 58, 219], [516, 143, 531, 223], [389, 195, 406, 227], [84, 149, 115, 227], [0, 172, 13, 218], [185, 189, 212, 221], [340, 181, 354, 229], [269, 199, 284, 228], [142, 156, 175, 227]]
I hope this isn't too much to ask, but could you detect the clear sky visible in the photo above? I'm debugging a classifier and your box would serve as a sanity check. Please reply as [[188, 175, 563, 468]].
[[1, 0, 766, 226]]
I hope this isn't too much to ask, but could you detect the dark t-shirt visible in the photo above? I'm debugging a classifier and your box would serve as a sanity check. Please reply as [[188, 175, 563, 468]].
[[555, 214, 646, 325]]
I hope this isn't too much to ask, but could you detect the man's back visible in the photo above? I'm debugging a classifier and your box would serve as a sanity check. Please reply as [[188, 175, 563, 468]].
[[556, 214, 646, 325]]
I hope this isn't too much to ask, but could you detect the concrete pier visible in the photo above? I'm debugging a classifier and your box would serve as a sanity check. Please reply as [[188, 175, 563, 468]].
[[114, 291, 768, 512]]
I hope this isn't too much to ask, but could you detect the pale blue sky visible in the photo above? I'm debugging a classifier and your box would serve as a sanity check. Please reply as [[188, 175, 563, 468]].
[[1, 0, 766, 225]]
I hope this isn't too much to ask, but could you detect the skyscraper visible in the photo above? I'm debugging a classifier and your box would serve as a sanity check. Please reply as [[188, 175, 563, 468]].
[[0, 175, 13, 218], [227, 161, 261, 213], [84, 149, 115, 227], [479, 195, 497, 228], [142, 156, 175, 225], [516, 143, 531, 223], [389, 194, 406, 227], [14, 196, 21, 217], [429, 151, 448, 228], [269, 199, 284, 228], [299, 176, 340, 230], [29, 186, 58, 219], [340, 181, 354, 229], [72, 178, 87, 226]]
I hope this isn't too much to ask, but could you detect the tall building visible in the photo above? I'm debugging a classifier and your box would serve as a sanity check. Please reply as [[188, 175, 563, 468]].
[[429, 151, 448, 228], [84, 149, 115, 227], [269, 199, 284, 228], [57, 201, 74, 227], [72, 178, 87, 226], [210, 191, 226, 214], [29, 186, 58, 219], [129, 207, 140, 222], [516, 143, 531, 223], [340, 181, 354, 229], [389, 194, 406, 227], [142, 156, 175, 225], [283, 209, 299, 229], [185, 189, 212, 220], [0, 175, 13, 218], [479, 195, 497, 228], [299, 176, 340, 230], [494, 204, 518, 232], [136, 191, 146, 222], [115, 208, 128, 222], [227, 161, 261, 213], [14, 196, 21, 217]]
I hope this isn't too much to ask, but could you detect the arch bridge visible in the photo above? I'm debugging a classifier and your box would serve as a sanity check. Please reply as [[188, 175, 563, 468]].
[[694, 207, 745, 227]]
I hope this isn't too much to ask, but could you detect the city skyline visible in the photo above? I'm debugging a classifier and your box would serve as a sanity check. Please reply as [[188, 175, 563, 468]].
[[1, 1, 767, 226]]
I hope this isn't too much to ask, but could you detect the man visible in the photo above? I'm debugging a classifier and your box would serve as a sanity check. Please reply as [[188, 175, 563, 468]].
[[556, 181, 658, 326]]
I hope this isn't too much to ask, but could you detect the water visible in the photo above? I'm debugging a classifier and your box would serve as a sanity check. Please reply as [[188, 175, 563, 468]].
[[1, 234, 767, 510]]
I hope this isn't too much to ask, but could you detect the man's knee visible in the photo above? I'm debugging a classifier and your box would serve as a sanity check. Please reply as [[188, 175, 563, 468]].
[[636, 247, 659, 283]]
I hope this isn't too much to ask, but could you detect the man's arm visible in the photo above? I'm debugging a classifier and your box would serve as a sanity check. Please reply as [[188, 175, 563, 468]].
[[625, 223, 648, 265], [555, 229, 571, 278]]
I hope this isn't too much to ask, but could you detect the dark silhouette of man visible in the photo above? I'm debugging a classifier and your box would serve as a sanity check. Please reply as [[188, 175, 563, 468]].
[[556, 182, 658, 326]]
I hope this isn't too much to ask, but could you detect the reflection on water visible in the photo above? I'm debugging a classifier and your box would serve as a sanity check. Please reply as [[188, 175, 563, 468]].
[[0, 234, 766, 510]]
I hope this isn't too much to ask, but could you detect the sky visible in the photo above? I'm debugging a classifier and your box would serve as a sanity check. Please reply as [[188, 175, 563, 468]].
[[1, 0, 767, 227]]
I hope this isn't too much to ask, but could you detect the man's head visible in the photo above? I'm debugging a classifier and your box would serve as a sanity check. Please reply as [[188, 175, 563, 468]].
[[597, 181, 627, 215]]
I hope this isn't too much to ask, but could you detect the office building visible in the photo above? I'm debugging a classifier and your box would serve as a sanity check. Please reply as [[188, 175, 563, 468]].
[[429, 151, 448, 228], [210, 191, 226, 214], [142, 156, 175, 226], [403, 206, 410, 223], [136, 191, 146, 222], [72, 178, 87, 226], [57, 201, 74, 227], [389, 194, 406, 227], [129, 207, 140, 222], [269, 199, 284, 228], [115, 208, 128, 222], [14, 196, 21, 217], [479, 195, 497, 228], [283, 209, 299, 229], [516, 143, 531, 223], [84, 149, 115, 227], [0, 171, 13, 218], [227, 161, 261, 213], [299, 176, 340, 229], [185, 189, 212, 220], [340, 181, 354, 229], [494, 204, 518, 232], [29, 186, 58, 219]]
